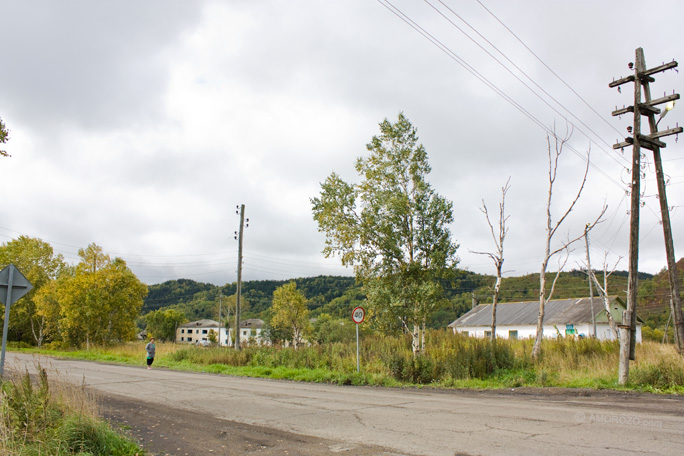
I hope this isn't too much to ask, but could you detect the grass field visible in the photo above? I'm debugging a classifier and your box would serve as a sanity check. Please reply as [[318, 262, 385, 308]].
[[17, 330, 684, 395]]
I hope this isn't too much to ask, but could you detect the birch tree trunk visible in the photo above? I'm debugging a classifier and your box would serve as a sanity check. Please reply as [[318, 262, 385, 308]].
[[491, 275, 502, 342], [412, 324, 420, 356], [532, 261, 549, 359]]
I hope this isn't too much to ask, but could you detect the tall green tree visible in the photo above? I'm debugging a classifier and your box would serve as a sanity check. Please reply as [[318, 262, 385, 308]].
[[311, 113, 459, 354], [55, 244, 148, 348], [0, 236, 68, 346], [270, 282, 310, 349], [143, 308, 187, 341], [0, 116, 9, 157]]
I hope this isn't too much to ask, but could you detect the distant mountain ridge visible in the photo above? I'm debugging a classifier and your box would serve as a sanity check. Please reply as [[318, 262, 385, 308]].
[[142, 266, 684, 331]]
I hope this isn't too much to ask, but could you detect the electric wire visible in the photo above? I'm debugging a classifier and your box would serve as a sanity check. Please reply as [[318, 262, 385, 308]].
[[475, 0, 684, 186], [427, 0, 627, 169], [475, 0, 626, 140], [377, 0, 625, 191]]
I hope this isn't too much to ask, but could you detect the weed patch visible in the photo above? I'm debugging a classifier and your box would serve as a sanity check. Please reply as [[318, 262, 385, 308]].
[[0, 367, 144, 455]]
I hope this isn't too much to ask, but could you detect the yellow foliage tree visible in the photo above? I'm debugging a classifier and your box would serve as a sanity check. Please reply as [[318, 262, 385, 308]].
[[270, 282, 310, 349], [54, 244, 148, 348]]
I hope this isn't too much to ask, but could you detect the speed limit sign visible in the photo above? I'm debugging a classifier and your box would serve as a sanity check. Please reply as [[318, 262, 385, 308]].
[[352, 306, 365, 324]]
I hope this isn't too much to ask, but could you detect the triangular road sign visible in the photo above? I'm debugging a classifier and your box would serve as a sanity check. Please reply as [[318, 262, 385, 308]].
[[0, 264, 34, 306]]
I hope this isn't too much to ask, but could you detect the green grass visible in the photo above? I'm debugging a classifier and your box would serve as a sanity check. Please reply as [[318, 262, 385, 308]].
[[15, 332, 684, 394], [0, 367, 145, 456]]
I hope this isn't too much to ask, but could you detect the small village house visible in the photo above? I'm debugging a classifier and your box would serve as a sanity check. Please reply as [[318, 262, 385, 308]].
[[448, 297, 642, 342], [176, 319, 265, 346], [238, 318, 264, 343]]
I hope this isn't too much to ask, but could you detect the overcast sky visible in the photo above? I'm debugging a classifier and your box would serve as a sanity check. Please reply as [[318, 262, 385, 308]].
[[1, 0, 683, 286]]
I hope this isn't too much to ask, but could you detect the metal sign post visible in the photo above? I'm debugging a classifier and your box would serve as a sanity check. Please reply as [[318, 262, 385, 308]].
[[352, 306, 365, 373], [0, 264, 33, 376]]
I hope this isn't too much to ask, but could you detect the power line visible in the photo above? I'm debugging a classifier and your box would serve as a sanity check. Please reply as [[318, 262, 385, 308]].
[[475, 0, 625, 140], [377, 0, 625, 191], [427, 0, 627, 167]]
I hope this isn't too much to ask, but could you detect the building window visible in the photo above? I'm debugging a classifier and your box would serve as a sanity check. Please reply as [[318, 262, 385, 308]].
[[509, 330, 518, 340], [181, 329, 185, 334], [188, 337, 193, 342], [484, 331, 492, 338], [181, 337, 185, 341], [202, 329, 208, 334]]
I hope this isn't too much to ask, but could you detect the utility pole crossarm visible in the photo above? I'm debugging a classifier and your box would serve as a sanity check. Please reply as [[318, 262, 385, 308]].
[[608, 60, 677, 88], [609, 75, 636, 88], [609, 73, 655, 88], [644, 93, 680, 107], [611, 104, 661, 117], [613, 126, 682, 150], [650, 126, 684, 139], [612, 94, 680, 118], [637, 134, 667, 150], [612, 140, 631, 150], [643, 60, 678, 77]]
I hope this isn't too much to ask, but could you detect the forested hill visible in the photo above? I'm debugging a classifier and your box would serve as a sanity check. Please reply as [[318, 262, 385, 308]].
[[142, 275, 358, 319], [142, 268, 675, 330]]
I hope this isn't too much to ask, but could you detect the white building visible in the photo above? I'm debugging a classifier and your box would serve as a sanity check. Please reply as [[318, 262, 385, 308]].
[[237, 318, 265, 344], [448, 297, 642, 342], [176, 319, 265, 346]]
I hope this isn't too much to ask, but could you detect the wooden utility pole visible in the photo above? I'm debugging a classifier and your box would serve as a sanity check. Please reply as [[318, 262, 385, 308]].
[[610, 48, 683, 383], [218, 291, 223, 346], [649, 106, 684, 354], [234, 204, 247, 350]]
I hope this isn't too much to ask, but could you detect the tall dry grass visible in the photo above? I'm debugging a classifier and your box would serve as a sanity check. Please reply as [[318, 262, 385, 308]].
[[0, 364, 143, 455], [31, 333, 684, 392]]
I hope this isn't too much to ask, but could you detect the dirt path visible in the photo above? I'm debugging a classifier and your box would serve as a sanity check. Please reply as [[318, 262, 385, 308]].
[[99, 392, 403, 456]]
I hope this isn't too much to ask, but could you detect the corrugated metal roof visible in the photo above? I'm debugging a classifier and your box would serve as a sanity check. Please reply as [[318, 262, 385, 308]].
[[448, 297, 625, 327]]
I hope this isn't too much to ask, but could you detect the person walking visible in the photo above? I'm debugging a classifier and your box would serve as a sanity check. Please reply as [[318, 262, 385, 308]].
[[145, 337, 156, 369]]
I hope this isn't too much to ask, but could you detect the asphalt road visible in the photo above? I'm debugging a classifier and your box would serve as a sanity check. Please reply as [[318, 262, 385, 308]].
[[5, 352, 684, 456]]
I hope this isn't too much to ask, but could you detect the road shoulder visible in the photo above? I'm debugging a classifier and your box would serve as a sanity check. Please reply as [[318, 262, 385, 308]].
[[98, 391, 404, 456]]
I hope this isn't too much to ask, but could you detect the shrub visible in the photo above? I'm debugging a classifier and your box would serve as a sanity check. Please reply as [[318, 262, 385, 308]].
[[384, 353, 436, 384], [641, 326, 665, 343], [0, 367, 144, 456], [57, 415, 142, 456], [631, 359, 684, 390], [439, 338, 515, 380], [387, 353, 408, 380]]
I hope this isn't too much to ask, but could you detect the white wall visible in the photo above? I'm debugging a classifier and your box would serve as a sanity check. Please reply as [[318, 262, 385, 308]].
[[454, 323, 642, 342], [176, 327, 233, 346]]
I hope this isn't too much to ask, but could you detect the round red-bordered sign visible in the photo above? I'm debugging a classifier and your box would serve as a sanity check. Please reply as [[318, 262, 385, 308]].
[[351, 306, 365, 324]]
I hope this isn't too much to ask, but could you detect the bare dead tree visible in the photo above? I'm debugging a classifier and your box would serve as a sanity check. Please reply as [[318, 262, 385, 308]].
[[471, 178, 511, 342], [586, 253, 622, 339], [584, 224, 597, 338], [532, 129, 606, 359]]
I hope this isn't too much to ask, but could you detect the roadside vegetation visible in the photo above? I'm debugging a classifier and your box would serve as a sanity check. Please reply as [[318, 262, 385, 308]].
[[0, 365, 144, 456], [2, 112, 683, 406], [16, 331, 684, 395]]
